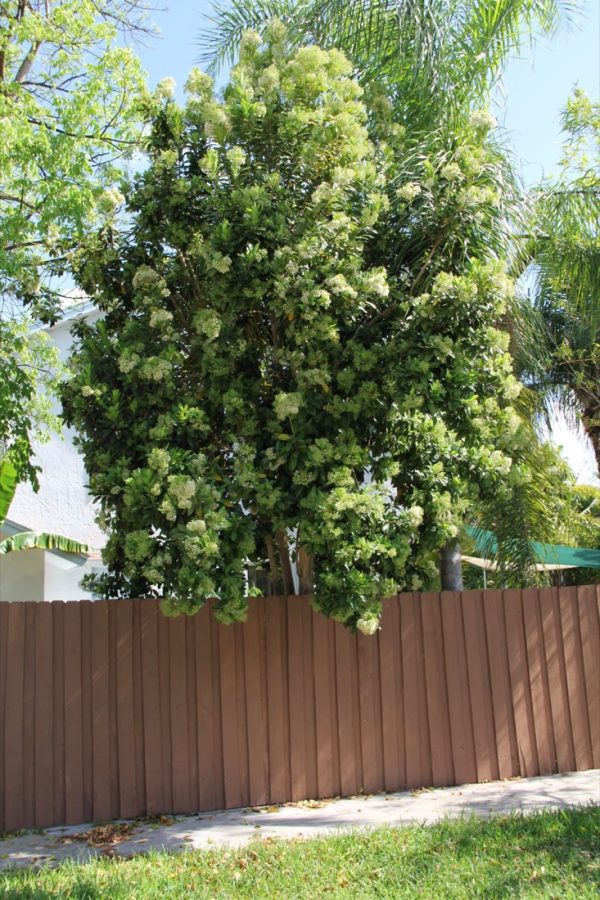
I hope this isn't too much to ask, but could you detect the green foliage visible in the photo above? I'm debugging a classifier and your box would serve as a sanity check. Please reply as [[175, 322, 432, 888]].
[[0, 0, 149, 321], [517, 89, 600, 468], [64, 30, 528, 628], [0, 315, 60, 487]]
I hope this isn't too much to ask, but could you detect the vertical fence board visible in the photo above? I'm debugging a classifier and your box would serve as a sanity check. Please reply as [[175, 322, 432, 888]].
[[462, 591, 499, 783], [287, 596, 308, 802], [440, 592, 477, 785], [22, 605, 36, 829], [91, 602, 111, 821], [80, 603, 93, 821], [313, 613, 340, 799], [140, 601, 163, 815], [540, 588, 575, 773], [578, 586, 600, 768], [195, 606, 224, 811], [64, 602, 84, 825], [169, 615, 191, 813], [335, 622, 361, 796], [4, 604, 25, 831], [53, 603, 66, 826], [503, 590, 538, 777], [559, 587, 594, 772], [522, 589, 556, 773], [265, 597, 290, 804], [422, 593, 454, 787], [0, 603, 8, 827], [358, 629, 385, 795], [379, 598, 405, 791], [157, 612, 174, 813], [243, 599, 270, 806], [484, 591, 519, 779], [132, 601, 146, 816], [35, 602, 53, 828], [116, 601, 138, 818], [185, 616, 199, 814]]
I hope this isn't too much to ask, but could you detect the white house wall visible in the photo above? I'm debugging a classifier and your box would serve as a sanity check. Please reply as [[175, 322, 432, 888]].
[[9, 305, 106, 550]]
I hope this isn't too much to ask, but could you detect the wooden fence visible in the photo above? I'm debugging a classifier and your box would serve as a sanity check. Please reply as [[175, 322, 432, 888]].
[[0, 587, 598, 832]]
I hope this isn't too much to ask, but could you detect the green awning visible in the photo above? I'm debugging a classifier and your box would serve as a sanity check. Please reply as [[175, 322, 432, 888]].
[[465, 527, 600, 570]]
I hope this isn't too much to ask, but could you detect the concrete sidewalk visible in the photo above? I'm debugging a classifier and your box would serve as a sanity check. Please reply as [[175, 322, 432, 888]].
[[2, 769, 598, 870]]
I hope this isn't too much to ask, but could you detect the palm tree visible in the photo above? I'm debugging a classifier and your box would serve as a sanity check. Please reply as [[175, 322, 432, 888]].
[[515, 90, 600, 471]]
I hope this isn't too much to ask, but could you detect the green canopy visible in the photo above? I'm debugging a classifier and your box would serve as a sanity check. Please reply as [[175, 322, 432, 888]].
[[465, 527, 600, 570]]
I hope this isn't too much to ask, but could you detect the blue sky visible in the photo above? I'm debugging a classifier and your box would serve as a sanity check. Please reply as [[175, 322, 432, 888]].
[[138, 1, 599, 182], [136, 2, 599, 481]]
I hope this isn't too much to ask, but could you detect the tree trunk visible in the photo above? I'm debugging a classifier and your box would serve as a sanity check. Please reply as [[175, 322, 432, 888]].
[[439, 539, 463, 591], [296, 542, 314, 594]]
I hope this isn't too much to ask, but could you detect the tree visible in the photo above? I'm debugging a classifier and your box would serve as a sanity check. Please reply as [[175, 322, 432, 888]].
[[199, 0, 579, 586], [0, 0, 149, 321], [515, 90, 600, 470], [63, 30, 527, 629], [1, 1, 150, 494], [0, 314, 59, 487]]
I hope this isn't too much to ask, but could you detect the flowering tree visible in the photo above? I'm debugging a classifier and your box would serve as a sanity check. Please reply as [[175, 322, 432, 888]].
[[64, 27, 523, 630]]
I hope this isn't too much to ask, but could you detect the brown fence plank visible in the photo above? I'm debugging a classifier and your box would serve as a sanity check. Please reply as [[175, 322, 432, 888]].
[[22, 604, 36, 828], [401, 593, 432, 788], [131, 601, 146, 816], [80, 603, 94, 821], [116, 601, 138, 818], [219, 621, 245, 809], [540, 588, 575, 773], [64, 602, 84, 825], [53, 603, 66, 826], [379, 597, 405, 791], [243, 599, 270, 807], [462, 591, 499, 783], [313, 612, 339, 799], [91, 602, 111, 821], [559, 588, 594, 771], [421, 593, 454, 787], [4, 604, 26, 831], [578, 586, 600, 768], [195, 606, 224, 811], [484, 590, 519, 779], [265, 597, 290, 804], [141, 601, 163, 815], [157, 611, 174, 813], [185, 616, 199, 814], [35, 602, 54, 828], [0, 602, 8, 829], [440, 592, 477, 786], [335, 621, 361, 796], [358, 628, 385, 795], [169, 614, 191, 813], [503, 590, 538, 777], [522, 588, 556, 774], [288, 596, 308, 802]]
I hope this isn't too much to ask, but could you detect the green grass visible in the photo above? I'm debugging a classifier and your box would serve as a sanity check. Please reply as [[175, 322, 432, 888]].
[[1, 806, 598, 898]]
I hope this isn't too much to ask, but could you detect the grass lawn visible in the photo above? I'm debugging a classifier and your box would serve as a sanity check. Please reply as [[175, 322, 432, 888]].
[[1, 806, 598, 898]]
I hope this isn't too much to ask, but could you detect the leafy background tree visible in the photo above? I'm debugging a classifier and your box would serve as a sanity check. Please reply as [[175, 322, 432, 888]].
[[63, 29, 532, 629], [1, 1, 150, 498], [515, 89, 600, 470]]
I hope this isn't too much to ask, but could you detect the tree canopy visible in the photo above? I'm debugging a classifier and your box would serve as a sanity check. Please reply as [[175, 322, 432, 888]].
[[63, 28, 531, 629]]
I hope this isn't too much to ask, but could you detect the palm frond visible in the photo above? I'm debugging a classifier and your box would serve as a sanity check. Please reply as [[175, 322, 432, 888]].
[[0, 532, 90, 555]]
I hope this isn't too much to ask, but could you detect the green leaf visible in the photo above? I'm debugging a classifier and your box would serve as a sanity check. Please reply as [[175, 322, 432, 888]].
[[0, 532, 90, 556], [0, 457, 19, 525]]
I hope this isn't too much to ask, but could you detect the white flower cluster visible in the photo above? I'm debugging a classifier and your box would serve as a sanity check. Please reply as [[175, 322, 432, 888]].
[[396, 181, 421, 202], [356, 614, 380, 635], [470, 109, 497, 131], [440, 162, 462, 182], [149, 309, 173, 328], [274, 391, 302, 420], [155, 77, 176, 101], [168, 476, 196, 510]]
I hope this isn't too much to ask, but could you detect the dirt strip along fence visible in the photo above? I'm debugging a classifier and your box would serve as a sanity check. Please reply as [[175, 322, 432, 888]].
[[1, 587, 599, 832]]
